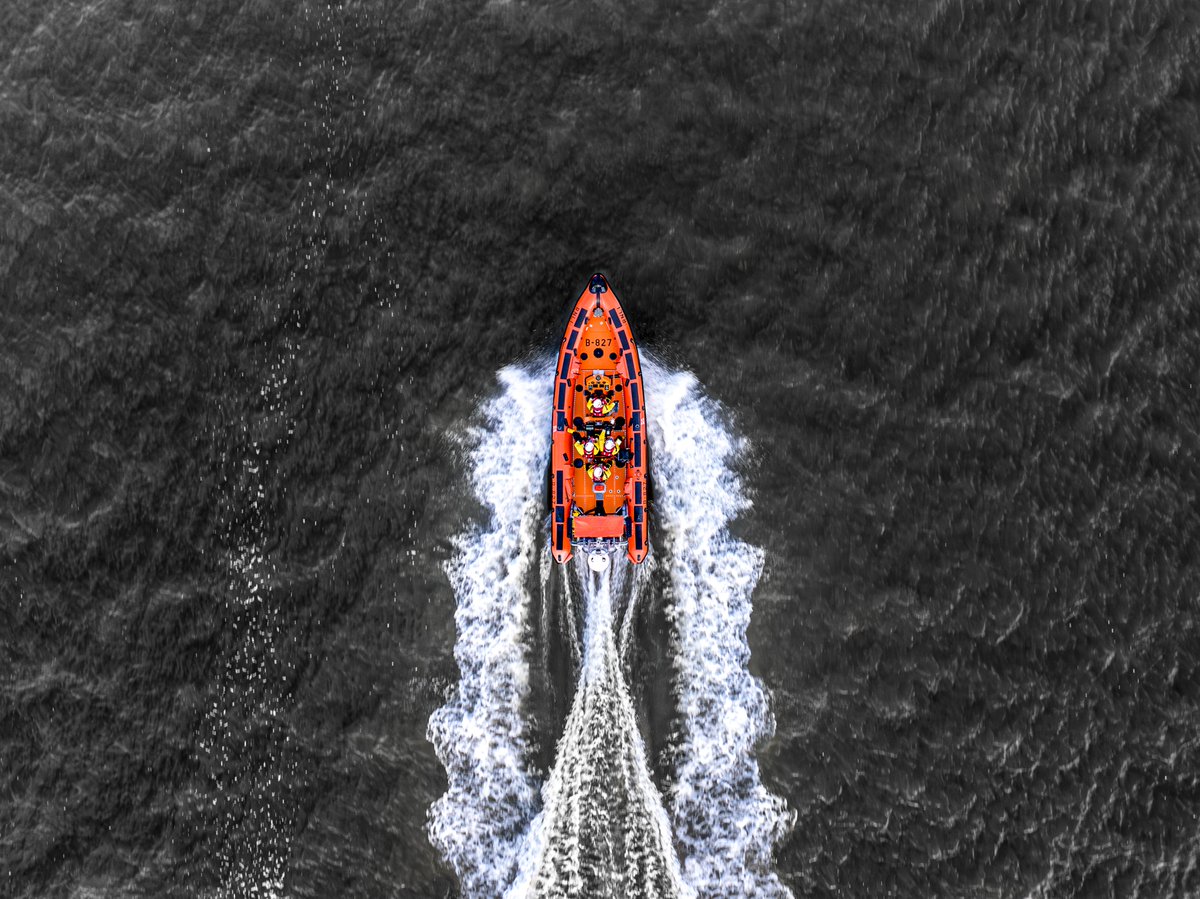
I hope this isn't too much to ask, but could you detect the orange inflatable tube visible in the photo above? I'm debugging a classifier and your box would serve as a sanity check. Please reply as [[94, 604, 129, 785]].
[[550, 274, 649, 565]]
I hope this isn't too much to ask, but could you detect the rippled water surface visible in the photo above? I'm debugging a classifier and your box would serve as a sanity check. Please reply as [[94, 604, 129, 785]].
[[3, 1, 1200, 897]]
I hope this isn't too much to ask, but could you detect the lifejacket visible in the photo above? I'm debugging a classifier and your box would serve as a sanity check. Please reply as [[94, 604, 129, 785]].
[[569, 427, 593, 459], [590, 463, 611, 483]]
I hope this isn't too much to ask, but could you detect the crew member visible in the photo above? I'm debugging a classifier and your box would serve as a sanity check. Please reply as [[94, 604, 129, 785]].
[[568, 426, 596, 461], [587, 390, 616, 418]]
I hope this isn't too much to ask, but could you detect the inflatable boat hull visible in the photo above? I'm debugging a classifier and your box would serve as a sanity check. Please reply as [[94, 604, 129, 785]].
[[550, 274, 649, 565]]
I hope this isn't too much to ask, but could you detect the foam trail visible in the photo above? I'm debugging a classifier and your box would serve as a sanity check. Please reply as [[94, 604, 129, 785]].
[[427, 363, 551, 898], [429, 356, 792, 898], [201, 342, 301, 899], [645, 357, 796, 898], [510, 559, 694, 899]]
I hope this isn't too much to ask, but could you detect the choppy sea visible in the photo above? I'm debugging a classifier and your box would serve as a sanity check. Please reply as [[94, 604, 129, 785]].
[[3, 2, 1199, 897]]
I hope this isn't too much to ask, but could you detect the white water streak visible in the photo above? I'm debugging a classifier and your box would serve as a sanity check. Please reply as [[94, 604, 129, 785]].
[[509, 558, 693, 899], [204, 345, 299, 899], [645, 358, 796, 898], [429, 357, 793, 898], [426, 364, 550, 897]]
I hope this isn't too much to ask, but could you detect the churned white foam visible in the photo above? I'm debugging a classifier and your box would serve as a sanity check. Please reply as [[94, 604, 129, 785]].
[[509, 559, 694, 899], [427, 362, 552, 898], [429, 355, 792, 898], [644, 357, 796, 898]]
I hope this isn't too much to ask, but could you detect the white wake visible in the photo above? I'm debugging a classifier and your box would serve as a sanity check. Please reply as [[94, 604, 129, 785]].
[[428, 357, 793, 898], [645, 358, 795, 898], [509, 559, 693, 899], [426, 364, 548, 897]]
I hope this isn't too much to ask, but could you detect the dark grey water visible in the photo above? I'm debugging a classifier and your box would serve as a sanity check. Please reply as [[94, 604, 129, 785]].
[[4, 1, 1200, 897]]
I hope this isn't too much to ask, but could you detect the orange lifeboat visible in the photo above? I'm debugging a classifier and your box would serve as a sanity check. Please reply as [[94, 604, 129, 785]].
[[550, 274, 649, 566]]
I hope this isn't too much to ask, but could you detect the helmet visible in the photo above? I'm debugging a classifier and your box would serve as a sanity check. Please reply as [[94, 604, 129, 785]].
[[604, 439, 615, 451]]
